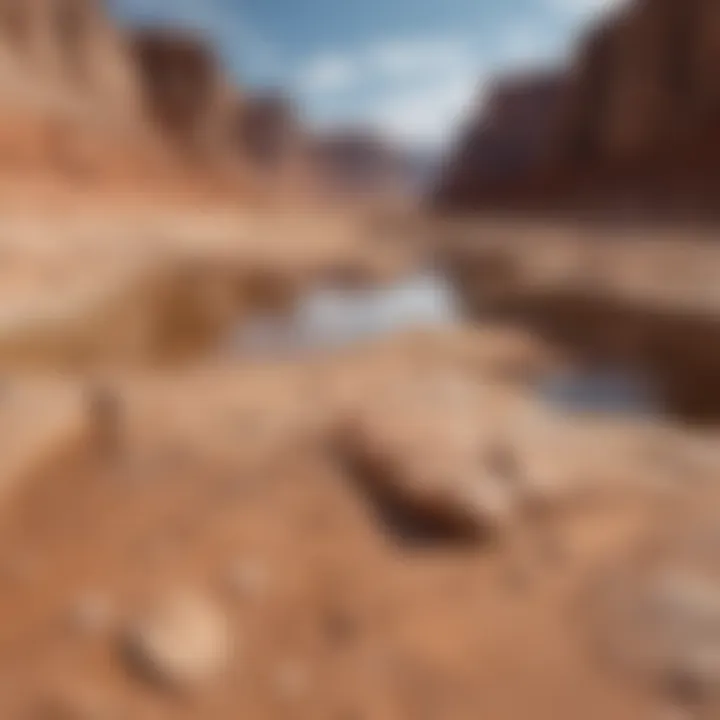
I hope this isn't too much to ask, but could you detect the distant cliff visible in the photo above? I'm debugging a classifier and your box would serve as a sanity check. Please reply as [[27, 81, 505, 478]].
[[436, 72, 566, 209], [311, 129, 416, 200], [438, 0, 720, 217]]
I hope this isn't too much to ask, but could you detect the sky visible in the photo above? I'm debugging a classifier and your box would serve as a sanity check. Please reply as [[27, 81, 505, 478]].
[[111, 0, 625, 152]]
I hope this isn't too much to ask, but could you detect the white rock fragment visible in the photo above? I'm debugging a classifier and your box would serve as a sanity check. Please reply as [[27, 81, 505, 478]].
[[123, 590, 234, 689]]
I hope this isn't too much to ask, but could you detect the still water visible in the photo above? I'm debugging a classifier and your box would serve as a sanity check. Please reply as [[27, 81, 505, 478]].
[[231, 271, 664, 417], [232, 272, 460, 356]]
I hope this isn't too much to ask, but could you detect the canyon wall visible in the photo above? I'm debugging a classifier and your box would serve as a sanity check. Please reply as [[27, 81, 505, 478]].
[[438, 0, 720, 217], [437, 72, 566, 209]]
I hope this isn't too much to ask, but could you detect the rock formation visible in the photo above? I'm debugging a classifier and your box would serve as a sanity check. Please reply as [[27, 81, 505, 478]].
[[438, 0, 720, 216], [0, 0, 146, 164], [0, 1, 245, 190], [311, 129, 414, 200], [436, 72, 566, 209], [131, 28, 240, 166]]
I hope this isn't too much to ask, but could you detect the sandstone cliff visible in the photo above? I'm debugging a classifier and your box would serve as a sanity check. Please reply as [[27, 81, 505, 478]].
[[436, 73, 566, 209], [0, 0, 161, 181], [131, 28, 242, 169], [439, 0, 720, 216]]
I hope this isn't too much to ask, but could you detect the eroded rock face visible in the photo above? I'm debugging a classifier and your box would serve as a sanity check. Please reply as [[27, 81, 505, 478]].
[[436, 73, 566, 209], [236, 95, 299, 171], [439, 0, 720, 214], [0, 0, 140, 110], [336, 374, 516, 540], [0, 0, 165, 181], [131, 28, 237, 160]]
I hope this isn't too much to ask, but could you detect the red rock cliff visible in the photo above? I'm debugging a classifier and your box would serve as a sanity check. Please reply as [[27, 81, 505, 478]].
[[439, 0, 720, 216]]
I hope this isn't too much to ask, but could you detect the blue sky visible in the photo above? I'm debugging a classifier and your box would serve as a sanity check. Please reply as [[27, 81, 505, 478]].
[[112, 0, 624, 150]]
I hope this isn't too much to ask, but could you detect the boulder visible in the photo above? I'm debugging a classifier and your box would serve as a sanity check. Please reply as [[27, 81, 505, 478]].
[[336, 374, 517, 540], [122, 590, 233, 689]]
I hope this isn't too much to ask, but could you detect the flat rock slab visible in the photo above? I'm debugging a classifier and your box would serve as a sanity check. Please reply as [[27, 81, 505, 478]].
[[336, 374, 518, 540]]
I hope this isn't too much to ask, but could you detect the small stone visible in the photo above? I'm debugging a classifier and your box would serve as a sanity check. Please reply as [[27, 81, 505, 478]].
[[122, 590, 233, 690]]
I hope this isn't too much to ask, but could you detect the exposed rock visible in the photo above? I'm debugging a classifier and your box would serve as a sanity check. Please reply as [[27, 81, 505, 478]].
[[310, 129, 415, 200], [436, 72, 567, 209], [233, 93, 311, 197], [236, 94, 300, 171], [130, 28, 237, 163], [122, 590, 233, 689], [588, 507, 720, 711], [336, 375, 516, 540], [0, 0, 164, 181], [439, 0, 720, 216]]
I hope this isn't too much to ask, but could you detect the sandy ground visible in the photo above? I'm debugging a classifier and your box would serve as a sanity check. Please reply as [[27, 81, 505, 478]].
[[0, 324, 716, 718], [0, 210, 718, 718]]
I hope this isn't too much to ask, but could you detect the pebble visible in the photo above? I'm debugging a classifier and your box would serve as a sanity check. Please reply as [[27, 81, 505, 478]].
[[122, 590, 234, 690]]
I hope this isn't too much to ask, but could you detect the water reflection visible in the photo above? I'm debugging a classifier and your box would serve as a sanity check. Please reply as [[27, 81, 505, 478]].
[[232, 272, 460, 356], [539, 365, 665, 417]]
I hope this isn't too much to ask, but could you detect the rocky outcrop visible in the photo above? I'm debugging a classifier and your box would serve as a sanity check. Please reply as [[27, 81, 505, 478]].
[[0, 1, 251, 187], [131, 28, 239, 164], [439, 0, 720, 216], [311, 129, 414, 199], [236, 94, 299, 171], [0, 0, 141, 115], [436, 73, 566, 209], [0, 0, 175, 183]]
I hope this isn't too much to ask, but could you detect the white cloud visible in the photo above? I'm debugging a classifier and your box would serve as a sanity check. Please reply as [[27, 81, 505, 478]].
[[366, 72, 483, 150], [295, 35, 475, 95], [368, 38, 472, 78], [297, 55, 358, 94], [112, 0, 280, 80], [297, 36, 482, 149], [498, 24, 564, 68], [545, 0, 628, 16]]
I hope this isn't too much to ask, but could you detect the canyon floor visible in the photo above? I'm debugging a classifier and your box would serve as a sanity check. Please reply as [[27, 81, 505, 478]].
[[0, 205, 719, 719]]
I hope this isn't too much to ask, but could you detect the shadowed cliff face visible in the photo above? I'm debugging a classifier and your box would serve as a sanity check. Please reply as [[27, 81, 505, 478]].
[[438, 0, 720, 217], [436, 73, 566, 209], [131, 29, 240, 163]]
